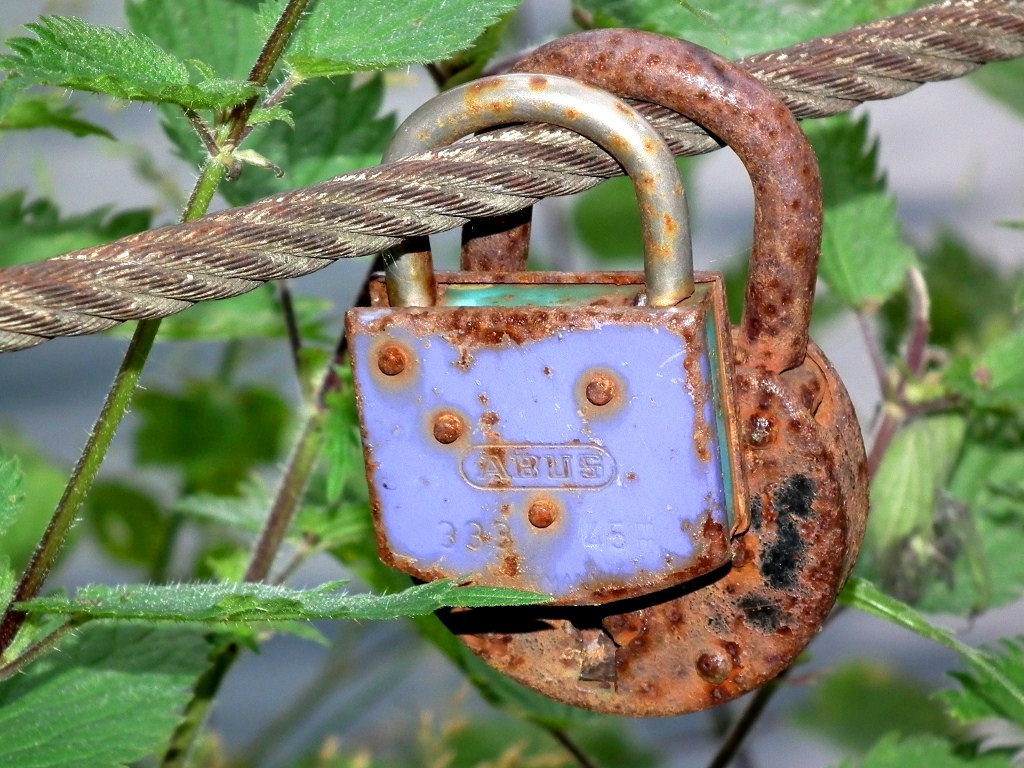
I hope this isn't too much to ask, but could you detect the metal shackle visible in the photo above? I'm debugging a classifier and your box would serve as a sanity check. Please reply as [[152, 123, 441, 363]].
[[382, 73, 694, 309], [505, 31, 824, 374]]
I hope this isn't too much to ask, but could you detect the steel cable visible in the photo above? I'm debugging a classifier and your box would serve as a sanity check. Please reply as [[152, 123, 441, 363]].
[[1, 0, 1022, 352]]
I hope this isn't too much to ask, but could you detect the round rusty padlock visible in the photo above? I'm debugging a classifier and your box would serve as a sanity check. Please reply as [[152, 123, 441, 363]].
[[432, 31, 870, 716]]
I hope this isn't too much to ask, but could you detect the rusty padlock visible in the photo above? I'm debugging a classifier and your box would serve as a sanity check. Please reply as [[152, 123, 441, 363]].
[[348, 73, 741, 606], [348, 31, 869, 717]]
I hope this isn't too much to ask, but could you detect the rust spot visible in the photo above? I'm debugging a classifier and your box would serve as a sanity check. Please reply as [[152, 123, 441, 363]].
[[527, 498, 558, 529], [695, 650, 732, 684], [432, 411, 463, 444], [376, 343, 407, 376], [625, 471, 637, 482], [585, 373, 616, 406], [528, 75, 548, 90]]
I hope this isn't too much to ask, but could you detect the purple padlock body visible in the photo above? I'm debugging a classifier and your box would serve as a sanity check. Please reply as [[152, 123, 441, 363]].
[[346, 276, 738, 605]]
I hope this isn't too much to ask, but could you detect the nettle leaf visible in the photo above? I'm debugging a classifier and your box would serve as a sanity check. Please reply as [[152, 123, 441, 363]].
[[859, 414, 969, 604], [926, 413, 1024, 615], [836, 733, 1011, 768], [574, 0, 929, 60], [85, 482, 169, 567], [104, 284, 332, 342], [0, 624, 208, 768], [806, 114, 917, 309], [0, 16, 261, 109], [134, 379, 290, 495], [943, 638, 1024, 727], [323, 370, 366, 504], [125, 0, 264, 82], [260, 0, 524, 78], [19, 579, 549, 623], [792, 661, 955, 754], [0, 76, 21, 119], [0, 95, 112, 138], [946, 330, 1024, 412], [0, 191, 151, 269]]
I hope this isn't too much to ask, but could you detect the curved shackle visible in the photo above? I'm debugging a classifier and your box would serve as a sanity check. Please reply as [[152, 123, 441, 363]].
[[381, 73, 694, 308], [505, 31, 824, 374]]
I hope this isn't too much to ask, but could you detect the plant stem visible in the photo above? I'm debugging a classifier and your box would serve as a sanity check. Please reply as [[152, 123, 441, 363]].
[[0, 159, 225, 657], [0, 620, 78, 681], [544, 726, 599, 768], [244, 409, 325, 582], [706, 677, 783, 768]]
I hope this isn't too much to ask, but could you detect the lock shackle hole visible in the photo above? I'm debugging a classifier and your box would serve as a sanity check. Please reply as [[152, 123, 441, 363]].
[[505, 30, 824, 374], [381, 73, 694, 309]]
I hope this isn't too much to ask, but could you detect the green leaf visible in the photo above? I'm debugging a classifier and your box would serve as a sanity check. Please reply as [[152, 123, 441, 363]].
[[806, 114, 917, 309], [172, 488, 270, 535], [946, 330, 1024, 412], [134, 379, 290, 494], [323, 370, 364, 504], [0, 94, 112, 138], [0, 192, 151, 269], [0, 433, 66, 573], [925, 413, 1024, 615], [971, 58, 1024, 119], [574, 0, 929, 60], [0, 76, 21, 119], [0, 16, 261, 109], [0, 624, 209, 768], [260, 0, 524, 78], [103, 284, 332, 342], [859, 413, 970, 604], [85, 482, 169, 567], [125, 0, 265, 83], [0, 558, 13, 615], [18, 579, 550, 623], [840, 577, 1024, 721], [230, 76, 392, 206], [881, 235, 1023, 357], [426, 11, 515, 89], [792, 661, 954, 754], [942, 638, 1024, 727], [0, 450, 22, 540], [836, 733, 1011, 768]]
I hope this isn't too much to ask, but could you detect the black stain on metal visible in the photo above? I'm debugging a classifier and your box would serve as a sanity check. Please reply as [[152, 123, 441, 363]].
[[759, 474, 815, 590], [737, 593, 784, 633]]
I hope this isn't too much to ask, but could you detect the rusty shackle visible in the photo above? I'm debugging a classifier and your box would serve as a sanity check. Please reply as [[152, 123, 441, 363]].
[[381, 73, 694, 309], [490, 31, 824, 374]]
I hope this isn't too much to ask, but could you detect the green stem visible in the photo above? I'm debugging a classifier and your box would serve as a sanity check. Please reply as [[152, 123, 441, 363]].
[[0, 160, 226, 657], [0, 620, 79, 682]]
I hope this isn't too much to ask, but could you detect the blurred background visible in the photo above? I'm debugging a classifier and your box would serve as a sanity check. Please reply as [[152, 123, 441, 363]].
[[1, 1, 1022, 766]]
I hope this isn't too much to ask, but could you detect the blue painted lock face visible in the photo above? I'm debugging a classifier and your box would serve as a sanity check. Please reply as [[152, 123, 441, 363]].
[[346, 274, 741, 605]]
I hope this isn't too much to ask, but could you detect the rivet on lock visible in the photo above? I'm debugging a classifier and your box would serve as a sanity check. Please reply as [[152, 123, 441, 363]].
[[346, 73, 744, 606]]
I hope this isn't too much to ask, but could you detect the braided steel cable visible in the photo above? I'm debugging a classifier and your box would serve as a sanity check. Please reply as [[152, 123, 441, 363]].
[[1, 0, 1022, 353]]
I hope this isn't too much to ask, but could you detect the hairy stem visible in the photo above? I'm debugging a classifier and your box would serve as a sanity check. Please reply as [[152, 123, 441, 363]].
[[0, 620, 79, 682], [0, 159, 225, 657]]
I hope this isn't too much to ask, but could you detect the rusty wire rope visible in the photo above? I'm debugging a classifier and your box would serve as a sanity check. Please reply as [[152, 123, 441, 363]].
[[1, 0, 1022, 353]]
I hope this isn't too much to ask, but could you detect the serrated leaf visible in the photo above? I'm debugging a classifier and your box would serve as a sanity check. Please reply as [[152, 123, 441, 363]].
[[18, 579, 550, 623], [859, 413, 969, 604], [945, 330, 1024, 411], [806, 114, 917, 309], [0, 95, 112, 138], [0, 624, 209, 768], [836, 733, 1011, 768], [942, 639, 1024, 728], [840, 577, 1024, 722], [574, 0, 929, 60], [248, 103, 293, 128], [0, 191, 151, 269], [172, 488, 270, 535], [260, 0, 524, 77], [323, 369, 364, 504], [103, 284, 332, 342], [0, 16, 261, 109], [134, 379, 290, 494], [792, 661, 954, 754], [125, 0, 264, 83]]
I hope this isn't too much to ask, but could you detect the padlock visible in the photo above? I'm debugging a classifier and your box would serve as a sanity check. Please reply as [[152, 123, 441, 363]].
[[349, 30, 870, 717], [347, 73, 744, 607]]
